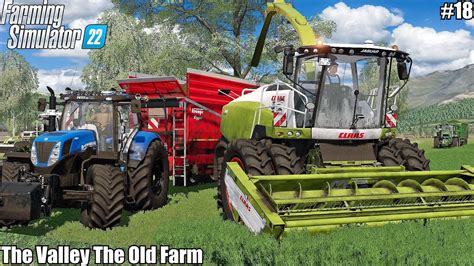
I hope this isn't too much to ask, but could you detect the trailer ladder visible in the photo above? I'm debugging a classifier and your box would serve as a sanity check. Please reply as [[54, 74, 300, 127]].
[[172, 101, 188, 186]]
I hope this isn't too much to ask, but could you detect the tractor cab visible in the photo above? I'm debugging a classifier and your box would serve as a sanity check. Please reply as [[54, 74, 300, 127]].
[[33, 91, 141, 169]]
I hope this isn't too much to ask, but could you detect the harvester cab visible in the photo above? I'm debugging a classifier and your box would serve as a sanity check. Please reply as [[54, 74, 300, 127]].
[[216, 0, 474, 238], [0, 88, 170, 229]]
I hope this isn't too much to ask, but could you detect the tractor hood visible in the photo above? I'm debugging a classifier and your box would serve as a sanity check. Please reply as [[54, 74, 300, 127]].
[[32, 130, 97, 167]]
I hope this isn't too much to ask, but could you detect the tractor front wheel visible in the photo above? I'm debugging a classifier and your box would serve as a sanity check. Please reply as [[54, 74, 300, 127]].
[[218, 140, 274, 221], [127, 141, 169, 211], [80, 165, 124, 229]]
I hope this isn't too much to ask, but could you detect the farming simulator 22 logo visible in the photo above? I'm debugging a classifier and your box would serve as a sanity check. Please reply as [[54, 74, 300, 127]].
[[0, 0, 107, 49]]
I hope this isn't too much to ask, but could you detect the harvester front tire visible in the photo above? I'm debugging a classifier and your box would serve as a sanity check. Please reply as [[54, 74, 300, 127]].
[[389, 139, 430, 171], [218, 140, 274, 221], [268, 143, 305, 174], [127, 141, 169, 211], [2, 161, 29, 182], [80, 165, 124, 229], [377, 146, 404, 166]]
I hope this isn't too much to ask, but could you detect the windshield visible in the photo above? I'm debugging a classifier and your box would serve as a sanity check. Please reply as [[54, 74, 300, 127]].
[[441, 125, 454, 135], [297, 55, 387, 129], [61, 101, 114, 151]]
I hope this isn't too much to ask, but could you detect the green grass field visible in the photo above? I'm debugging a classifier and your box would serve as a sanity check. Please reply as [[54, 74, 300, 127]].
[[1, 140, 474, 264]]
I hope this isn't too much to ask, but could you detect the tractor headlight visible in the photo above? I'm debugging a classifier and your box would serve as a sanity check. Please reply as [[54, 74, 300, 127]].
[[31, 143, 37, 165], [47, 142, 61, 166]]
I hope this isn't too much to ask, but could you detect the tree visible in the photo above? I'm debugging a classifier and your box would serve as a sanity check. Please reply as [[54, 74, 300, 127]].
[[84, 0, 336, 84], [0, 51, 39, 135]]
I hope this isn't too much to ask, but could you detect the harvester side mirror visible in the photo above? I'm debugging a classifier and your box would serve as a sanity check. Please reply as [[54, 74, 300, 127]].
[[282, 47, 295, 76], [131, 99, 142, 113], [397, 62, 409, 80], [38, 98, 47, 112]]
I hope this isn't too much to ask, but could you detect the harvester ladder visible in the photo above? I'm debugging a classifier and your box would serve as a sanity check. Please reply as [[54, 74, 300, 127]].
[[172, 101, 187, 186]]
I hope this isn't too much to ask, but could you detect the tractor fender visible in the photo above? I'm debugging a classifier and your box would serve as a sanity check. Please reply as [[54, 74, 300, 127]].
[[128, 131, 161, 167]]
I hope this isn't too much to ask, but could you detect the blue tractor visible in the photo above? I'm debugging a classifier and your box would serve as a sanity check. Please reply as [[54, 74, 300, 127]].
[[0, 88, 172, 229]]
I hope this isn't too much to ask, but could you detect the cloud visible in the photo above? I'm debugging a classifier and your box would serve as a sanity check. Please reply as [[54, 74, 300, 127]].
[[467, 20, 474, 28], [17, 0, 113, 24], [392, 23, 474, 75], [37, 69, 85, 93], [14, 0, 114, 58], [34, 16, 100, 58], [320, 2, 403, 43]]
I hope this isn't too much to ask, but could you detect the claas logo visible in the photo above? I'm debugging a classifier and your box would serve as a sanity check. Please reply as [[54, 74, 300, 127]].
[[338, 132, 365, 139], [271, 95, 285, 102], [239, 195, 251, 212]]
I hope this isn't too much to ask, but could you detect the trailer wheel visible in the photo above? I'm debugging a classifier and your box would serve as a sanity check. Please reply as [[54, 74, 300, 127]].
[[127, 141, 169, 211], [2, 161, 29, 182], [80, 165, 124, 229], [268, 143, 305, 174], [389, 139, 430, 171], [218, 140, 274, 221]]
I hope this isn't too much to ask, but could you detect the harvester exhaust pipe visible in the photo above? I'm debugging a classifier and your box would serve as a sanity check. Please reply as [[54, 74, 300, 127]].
[[46, 86, 56, 132]]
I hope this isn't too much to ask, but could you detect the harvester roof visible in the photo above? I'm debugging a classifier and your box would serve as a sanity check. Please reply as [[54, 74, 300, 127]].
[[296, 43, 410, 60]]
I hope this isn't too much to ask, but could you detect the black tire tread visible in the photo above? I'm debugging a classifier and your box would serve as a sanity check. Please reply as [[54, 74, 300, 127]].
[[217, 139, 274, 220], [389, 138, 430, 171], [268, 143, 305, 175], [82, 164, 124, 229], [2, 162, 29, 182], [377, 146, 405, 166], [127, 141, 169, 211]]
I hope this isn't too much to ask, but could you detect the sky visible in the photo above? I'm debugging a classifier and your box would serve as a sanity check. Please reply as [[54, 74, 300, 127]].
[[0, 0, 473, 92]]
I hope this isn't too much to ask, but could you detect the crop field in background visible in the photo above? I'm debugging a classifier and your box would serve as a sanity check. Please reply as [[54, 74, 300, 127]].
[[1, 139, 474, 264]]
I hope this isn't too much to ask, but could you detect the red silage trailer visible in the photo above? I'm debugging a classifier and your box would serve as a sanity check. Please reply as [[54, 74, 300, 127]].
[[118, 69, 260, 186]]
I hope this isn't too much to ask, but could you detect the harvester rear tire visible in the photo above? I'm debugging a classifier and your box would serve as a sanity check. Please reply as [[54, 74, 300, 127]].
[[218, 139, 274, 221], [2, 161, 29, 182], [127, 141, 169, 211], [268, 143, 305, 174], [80, 165, 124, 229], [389, 139, 430, 171]]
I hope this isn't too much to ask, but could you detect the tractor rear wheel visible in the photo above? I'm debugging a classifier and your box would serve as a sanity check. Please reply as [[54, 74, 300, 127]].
[[2, 161, 29, 182], [452, 137, 459, 147], [80, 165, 124, 229], [389, 139, 430, 171], [268, 143, 305, 175], [127, 141, 169, 211], [218, 139, 274, 221], [433, 137, 440, 148]]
